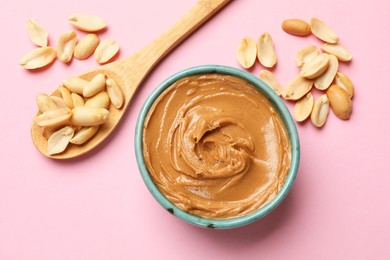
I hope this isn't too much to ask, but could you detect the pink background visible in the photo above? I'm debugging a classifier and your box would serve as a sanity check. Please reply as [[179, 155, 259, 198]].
[[1, 0, 390, 259]]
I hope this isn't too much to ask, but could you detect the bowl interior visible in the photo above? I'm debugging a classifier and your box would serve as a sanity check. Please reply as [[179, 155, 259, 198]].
[[135, 65, 300, 229]]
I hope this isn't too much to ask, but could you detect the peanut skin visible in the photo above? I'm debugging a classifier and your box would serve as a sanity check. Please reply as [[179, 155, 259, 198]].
[[326, 84, 352, 120], [282, 19, 311, 36]]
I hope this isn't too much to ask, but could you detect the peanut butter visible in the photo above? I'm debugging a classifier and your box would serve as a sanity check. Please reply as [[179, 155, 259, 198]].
[[143, 74, 291, 219]]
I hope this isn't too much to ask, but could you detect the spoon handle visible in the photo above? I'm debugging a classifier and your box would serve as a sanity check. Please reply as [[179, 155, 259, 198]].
[[115, 0, 231, 82]]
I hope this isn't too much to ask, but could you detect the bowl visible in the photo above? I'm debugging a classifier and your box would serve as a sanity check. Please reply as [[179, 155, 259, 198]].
[[135, 65, 300, 229]]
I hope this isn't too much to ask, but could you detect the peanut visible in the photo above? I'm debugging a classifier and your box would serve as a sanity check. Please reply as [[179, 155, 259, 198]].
[[19, 47, 56, 69], [68, 13, 107, 32], [70, 106, 109, 126], [282, 75, 313, 100], [310, 94, 330, 127], [310, 18, 339, 44], [25, 19, 48, 47], [257, 33, 277, 68], [47, 126, 74, 155], [326, 84, 352, 120], [282, 19, 311, 36], [56, 31, 77, 63], [300, 53, 330, 79], [74, 34, 99, 60], [94, 39, 119, 64], [236, 37, 257, 69]]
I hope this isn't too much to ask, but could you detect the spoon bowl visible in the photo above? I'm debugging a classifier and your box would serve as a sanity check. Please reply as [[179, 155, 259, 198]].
[[31, 0, 231, 159]]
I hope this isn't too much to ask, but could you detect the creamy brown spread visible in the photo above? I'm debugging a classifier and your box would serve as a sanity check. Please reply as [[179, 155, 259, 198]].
[[143, 74, 291, 219]]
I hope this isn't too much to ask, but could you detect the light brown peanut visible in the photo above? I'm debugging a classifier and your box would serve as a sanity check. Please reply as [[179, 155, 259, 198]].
[[310, 18, 339, 44], [47, 126, 74, 155], [294, 92, 314, 122], [71, 93, 85, 107], [334, 72, 354, 98], [326, 84, 352, 120], [70, 106, 109, 126], [257, 33, 277, 68], [295, 45, 320, 68], [300, 53, 330, 79], [34, 108, 72, 127], [70, 126, 99, 145], [282, 75, 313, 100], [94, 39, 119, 64], [50, 96, 66, 108], [236, 37, 257, 69], [20, 47, 56, 69], [58, 86, 74, 109], [63, 77, 88, 94], [68, 13, 107, 32], [106, 78, 124, 108], [259, 70, 282, 96], [25, 19, 48, 47], [282, 19, 311, 36], [83, 73, 106, 97], [310, 94, 330, 127], [74, 34, 99, 60], [56, 31, 77, 63], [314, 54, 339, 90], [85, 91, 110, 109], [321, 43, 352, 62], [36, 94, 57, 113]]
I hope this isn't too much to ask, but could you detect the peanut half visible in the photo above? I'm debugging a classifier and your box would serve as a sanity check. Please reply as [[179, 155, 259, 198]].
[[314, 54, 339, 90], [236, 37, 257, 69], [56, 31, 77, 63], [34, 108, 72, 128], [20, 46, 56, 69], [310, 94, 330, 128], [50, 96, 66, 108], [25, 19, 48, 47], [295, 45, 320, 68], [83, 73, 106, 97], [63, 77, 88, 95], [70, 126, 99, 145], [282, 75, 313, 100], [58, 86, 74, 109], [257, 33, 277, 68], [334, 72, 354, 98], [259, 70, 282, 96], [36, 94, 57, 113], [94, 39, 119, 64], [310, 18, 339, 44], [106, 78, 124, 109], [68, 13, 107, 32], [71, 93, 84, 107], [74, 34, 99, 60], [300, 53, 330, 79], [47, 126, 74, 155], [321, 43, 352, 62], [85, 92, 110, 109], [294, 92, 314, 122], [282, 19, 311, 36], [326, 84, 352, 120]]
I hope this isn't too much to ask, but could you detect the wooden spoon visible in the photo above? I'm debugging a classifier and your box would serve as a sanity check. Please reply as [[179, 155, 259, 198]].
[[31, 0, 231, 159]]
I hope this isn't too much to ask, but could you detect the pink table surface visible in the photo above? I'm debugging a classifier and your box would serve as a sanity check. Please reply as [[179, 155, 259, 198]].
[[1, 0, 390, 259]]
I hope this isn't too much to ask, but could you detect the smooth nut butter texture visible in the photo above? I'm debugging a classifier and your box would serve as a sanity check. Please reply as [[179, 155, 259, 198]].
[[143, 74, 291, 219]]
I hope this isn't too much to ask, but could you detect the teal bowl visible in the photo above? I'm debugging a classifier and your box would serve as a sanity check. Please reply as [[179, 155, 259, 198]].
[[135, 65, 300, 229]]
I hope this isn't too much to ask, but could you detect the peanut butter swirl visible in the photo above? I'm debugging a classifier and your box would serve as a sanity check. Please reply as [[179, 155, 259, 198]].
[[143, 74, 291, 219]]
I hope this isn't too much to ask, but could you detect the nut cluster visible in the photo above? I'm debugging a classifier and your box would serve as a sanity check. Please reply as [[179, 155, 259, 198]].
[[237, 17, 355, 128], [20, 14, 120, 70], [34, 74, 124, 155]]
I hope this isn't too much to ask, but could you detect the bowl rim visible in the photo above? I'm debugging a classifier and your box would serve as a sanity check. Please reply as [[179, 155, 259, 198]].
[[135, 65, 300, 229]]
